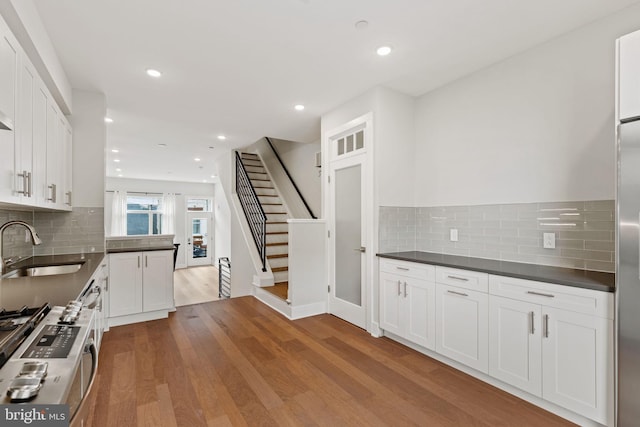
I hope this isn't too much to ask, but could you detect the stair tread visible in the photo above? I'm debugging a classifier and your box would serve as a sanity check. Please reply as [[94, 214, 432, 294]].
[[267, 254, 288, 259], [272, 266, 289, 272], [266, 242, 288, 247], [262, 203, 283, 206], [267, 221, 288, 224], [266, 231, 288, 235], [251, 178, 271, 182], [259, 195, 280, 198]]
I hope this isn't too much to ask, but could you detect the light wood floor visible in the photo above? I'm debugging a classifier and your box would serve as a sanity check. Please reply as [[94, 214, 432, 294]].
[[173, 265, 220, 307], [87, 297, 574, 426]]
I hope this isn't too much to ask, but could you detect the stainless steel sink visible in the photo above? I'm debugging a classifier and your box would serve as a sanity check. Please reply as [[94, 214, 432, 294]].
[[2, 263, 83, 279]]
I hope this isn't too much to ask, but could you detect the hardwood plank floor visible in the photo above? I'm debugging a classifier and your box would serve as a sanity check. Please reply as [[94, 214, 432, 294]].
[[88, 297, 575, 426], [174, 265, 220, 306]]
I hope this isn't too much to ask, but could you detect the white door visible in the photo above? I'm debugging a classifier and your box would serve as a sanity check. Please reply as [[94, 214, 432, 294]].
[[404, 278, 436, 351], [186, 211, 213, 266], [541, 307, 613, 426], [435, 283, 489, 373], [489, 295, 542, 396], [328, 153, 367, 329], [379, 272, 403, 336], [142, 250, 174, 312]]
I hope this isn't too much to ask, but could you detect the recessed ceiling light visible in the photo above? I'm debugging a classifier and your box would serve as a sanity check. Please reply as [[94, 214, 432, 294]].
[[158, 143, 167, 147], [111, 149, 119, 153], [210, 175, 216, 179], [118, 174, 123, 177], [202, 180, 207, 183], [104, 117, 113, 123], [194, 158, 201, 162], [113, 159, 120, 163], [217, 135, 226, 140], [376, 46, 392, 56], [146, 68, 162, 78], [208, 146, 215, 150], [294, 104, 305, 111], [355, 20, 369, 30], [115, 168, 122, 172]]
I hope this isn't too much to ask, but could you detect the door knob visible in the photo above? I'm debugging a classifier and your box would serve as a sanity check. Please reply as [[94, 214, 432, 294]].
[[353, 247, 366, 253]]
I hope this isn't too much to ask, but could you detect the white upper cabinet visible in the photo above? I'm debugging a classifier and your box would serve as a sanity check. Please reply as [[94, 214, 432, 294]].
[[0, 14, 72, 211], [0, 17, 19, 204], [618, 29, 640, 122]]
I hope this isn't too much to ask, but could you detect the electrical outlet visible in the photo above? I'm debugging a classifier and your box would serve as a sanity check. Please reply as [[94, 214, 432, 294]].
[[450, 228, 458, 242], [543, 232, 556, 249]]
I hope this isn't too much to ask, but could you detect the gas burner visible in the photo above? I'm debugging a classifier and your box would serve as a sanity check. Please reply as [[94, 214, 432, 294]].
[[0, 320, 18, 332]]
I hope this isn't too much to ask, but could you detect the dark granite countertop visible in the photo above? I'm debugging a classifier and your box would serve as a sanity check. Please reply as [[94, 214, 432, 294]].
[[0, 253, 106, 310], [377, 251, 615, 293], [106, 246, 175, 254]]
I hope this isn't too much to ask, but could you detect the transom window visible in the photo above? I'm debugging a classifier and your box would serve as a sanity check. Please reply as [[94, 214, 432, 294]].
[[334, 128, 365, 158]]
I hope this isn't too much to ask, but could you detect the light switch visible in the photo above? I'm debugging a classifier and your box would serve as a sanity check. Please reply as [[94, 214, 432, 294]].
[[543, 232, 556, 249], [450, 228, 458, 242]]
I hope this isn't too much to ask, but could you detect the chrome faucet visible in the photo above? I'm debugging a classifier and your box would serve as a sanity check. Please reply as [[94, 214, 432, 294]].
[[0, 220, 42, 274]]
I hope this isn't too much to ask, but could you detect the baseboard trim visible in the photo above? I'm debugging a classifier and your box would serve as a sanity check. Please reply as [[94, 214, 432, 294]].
[[107, 310, 169, 327], [253, 288, 291, 318], [290, 301, 326, 320]]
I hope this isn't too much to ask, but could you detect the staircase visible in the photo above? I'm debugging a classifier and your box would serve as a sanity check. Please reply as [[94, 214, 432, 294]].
[[239, 152, 289, 301]]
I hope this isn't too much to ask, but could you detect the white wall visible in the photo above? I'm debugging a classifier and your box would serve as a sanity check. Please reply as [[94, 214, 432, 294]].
[[0, 0, 72, 113], [413, 4, 640, 206], [270, 138, 322, 218], [70, 90, 105, 207], [213, 159, 231, 268], [105, 177, 215, 268]]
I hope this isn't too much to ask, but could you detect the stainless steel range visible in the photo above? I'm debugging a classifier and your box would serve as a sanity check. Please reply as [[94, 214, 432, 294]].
[[0, 302, 96, 425]]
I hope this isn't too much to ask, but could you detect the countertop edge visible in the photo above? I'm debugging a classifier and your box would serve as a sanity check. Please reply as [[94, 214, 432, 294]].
[[106, 246, 176, 254], [377, 251, 615, 293]]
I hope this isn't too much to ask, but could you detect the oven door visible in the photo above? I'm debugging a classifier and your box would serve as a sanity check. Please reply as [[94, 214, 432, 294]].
[[69, 334, 98, 427]]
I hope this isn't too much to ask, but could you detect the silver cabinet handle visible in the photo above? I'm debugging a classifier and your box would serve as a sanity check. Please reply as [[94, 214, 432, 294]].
[[145, 255, 148, 268], [65, 191, 72, 206], [447, 290, 469, 297], [138, 256, 140, 268], [396, 267, 410, 271], [353, 247, 366, 253], [17, 171, 30, 196], [529, 311, 535, 335], [527, 291, 555, 298], [543, 314, 549, 338], [27, 172, 32, 197], [404, 282, 408, 297], [447, 275, 469, 281], [397, 280, 401, 296], [47, 183, 57, 202]]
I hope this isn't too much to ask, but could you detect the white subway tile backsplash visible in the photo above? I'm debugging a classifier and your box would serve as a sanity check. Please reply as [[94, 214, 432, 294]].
[[379, 200, 615, 272]]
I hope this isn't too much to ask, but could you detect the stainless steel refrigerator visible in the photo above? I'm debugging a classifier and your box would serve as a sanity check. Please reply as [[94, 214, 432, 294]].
[[616, 118, 640, 426]]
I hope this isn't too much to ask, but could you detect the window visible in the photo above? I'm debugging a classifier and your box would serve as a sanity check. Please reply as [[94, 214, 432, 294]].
[[187, 198, 211, 212], [127, 196, 163, 235]]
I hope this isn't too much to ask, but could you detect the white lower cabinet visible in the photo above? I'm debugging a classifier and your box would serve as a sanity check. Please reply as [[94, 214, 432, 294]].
[[379, 259, 436, 350], [379, 258, 614, 426], [489, 295, 542, 396], [435, 283, 489, 373], [380, 272, 436, 350], [488, 274, 614, 426], [108, 250, 174, 325], [541, 307, 613, 426]]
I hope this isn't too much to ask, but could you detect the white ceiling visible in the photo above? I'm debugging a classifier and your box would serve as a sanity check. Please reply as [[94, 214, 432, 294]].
[[32, 0, 640, 183]]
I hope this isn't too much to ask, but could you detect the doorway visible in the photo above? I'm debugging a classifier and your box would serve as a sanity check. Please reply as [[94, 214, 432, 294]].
[[326, 114, 372, 330], [186, 211, 213, 267]]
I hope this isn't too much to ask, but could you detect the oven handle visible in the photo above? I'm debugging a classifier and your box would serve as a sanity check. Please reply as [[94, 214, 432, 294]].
[[70, 339, 98, 427], [85, 286, 102, 310]]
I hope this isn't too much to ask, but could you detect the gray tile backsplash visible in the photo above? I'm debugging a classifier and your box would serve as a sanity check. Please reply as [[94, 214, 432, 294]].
[[0, 207, 105, 262], [380, 200, 615, 272]]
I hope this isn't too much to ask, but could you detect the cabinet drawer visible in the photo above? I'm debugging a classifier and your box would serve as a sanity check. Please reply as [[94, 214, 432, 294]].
[[435, 266, 488, 293], [489, 275, 613, 319], [380, 259, 435, 281]]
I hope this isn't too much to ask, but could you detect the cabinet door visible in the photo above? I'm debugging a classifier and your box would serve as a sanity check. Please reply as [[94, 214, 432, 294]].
[[142, 251, 174, 312], [619, 30, 640, 121], [379, 272, 403, 337], [45, 102, 61, 208], [16, 55, 35, 205], [436, 284, 489, 373], [32, 85, 48, 206], [542, 307, 613, 426], [489, 295, 542, 396], [0, 21, 19, 204], [108, 253, 143, 317], [404, 278, 436, 351], [63, 121, 72, 209]]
